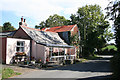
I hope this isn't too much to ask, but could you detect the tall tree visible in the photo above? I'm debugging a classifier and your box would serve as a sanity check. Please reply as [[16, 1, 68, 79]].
[[35, 14, 69, 29], [70, 5, 112, 57], [106, 1, 120, 79], [106, 0, 120, 52], [2, 22, 16, 31], [0, 26, 2, 32]]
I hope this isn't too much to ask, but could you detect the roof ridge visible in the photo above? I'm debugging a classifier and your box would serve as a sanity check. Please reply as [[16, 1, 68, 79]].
[[21, 25, 57, 33], [42, 24, 77, 32], [52, 24, 76, 28], [21, 25, 41, 31]]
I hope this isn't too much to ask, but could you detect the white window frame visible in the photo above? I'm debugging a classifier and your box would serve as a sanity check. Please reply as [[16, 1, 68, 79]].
[[16, 41, 25, 52]]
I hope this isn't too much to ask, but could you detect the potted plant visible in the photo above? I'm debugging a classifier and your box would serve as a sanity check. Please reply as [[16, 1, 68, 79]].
[[16, 52, 26, 56], [31, 57, 36, 64]]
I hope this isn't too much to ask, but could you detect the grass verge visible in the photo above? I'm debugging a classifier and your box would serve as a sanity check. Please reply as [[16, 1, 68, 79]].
[[2, 68, 21, 79], [84, 55, 103, 60]]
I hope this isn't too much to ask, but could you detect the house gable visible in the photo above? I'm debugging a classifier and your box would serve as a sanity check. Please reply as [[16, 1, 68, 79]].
[[13, 27, 31, 39], [70, 25, 79, 36]]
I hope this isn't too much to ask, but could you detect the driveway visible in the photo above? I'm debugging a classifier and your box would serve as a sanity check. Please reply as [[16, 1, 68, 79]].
[[12, 55, 112, 79]]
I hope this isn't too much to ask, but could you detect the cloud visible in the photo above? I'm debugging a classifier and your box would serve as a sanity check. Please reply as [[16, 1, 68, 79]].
[[1, 0, 63, 21], [0, 0, 111, 26]]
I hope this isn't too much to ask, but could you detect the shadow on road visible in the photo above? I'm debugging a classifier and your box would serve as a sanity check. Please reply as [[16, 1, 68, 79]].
[[76, 75, 112, 80], [46, 56, 112, 73]]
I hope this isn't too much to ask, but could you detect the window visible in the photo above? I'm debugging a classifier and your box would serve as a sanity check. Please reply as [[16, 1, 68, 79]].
[[49, 47, 53, 57], [16, 41, 25, 52], [49, 47, 53, 52]]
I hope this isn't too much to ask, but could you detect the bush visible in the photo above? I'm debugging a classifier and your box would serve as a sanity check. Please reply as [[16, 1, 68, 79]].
[[110, 53, 120, 79], [63, 60, 73, 65], [98, 45, 117, 55]]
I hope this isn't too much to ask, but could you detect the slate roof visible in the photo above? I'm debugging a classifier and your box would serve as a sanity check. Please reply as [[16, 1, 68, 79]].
[[41, 24, 76, 32], [0, 31, 16, 37], [21, 26, 74, 48]]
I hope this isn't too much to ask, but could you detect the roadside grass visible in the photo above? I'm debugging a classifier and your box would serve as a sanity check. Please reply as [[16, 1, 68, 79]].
[[102, 45, 117, 51], [2, 68, 21, 79], [84, 55, 103, 60]]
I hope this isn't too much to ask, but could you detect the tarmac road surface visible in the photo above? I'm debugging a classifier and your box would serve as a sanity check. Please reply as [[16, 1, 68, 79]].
[[12, 55, 112, 79]]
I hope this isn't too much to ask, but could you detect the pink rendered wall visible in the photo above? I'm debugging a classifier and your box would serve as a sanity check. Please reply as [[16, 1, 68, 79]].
[[6, 38, 30, 64], [36, 44, 45, 63], [31, 40, 37, 59], [31, 40, 46, 63], [67, 48, 75, 55]]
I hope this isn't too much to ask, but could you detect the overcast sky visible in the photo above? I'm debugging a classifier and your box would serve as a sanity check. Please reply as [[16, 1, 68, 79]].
[[0, 0, 113, 28]]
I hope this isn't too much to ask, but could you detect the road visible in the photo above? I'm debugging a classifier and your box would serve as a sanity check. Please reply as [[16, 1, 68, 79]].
[[12, 55, 112, 79]]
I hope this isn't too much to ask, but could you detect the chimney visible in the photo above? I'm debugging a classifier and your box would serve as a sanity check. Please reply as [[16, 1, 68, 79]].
[[24, 18, 27, 26], [24, 19, 26, 22], [21, 16, 23, 22], [19, 16, 24, 27], [19, 16, 27, 27]]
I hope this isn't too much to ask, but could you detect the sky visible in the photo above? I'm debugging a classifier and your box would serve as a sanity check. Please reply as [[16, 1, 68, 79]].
[[0, 0, 115, 43]]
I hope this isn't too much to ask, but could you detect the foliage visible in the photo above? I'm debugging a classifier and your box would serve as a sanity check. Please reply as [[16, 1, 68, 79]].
[[69, 5, 112, 57], [101, 45, 117, 51], [106, 1, 120, 79], [35, 14, 69, 29], [64, 60, 73, 65], [35, 4, 113, 58], [106, 0, 120, 52], [84, 54, 102, 60], [2, 68, 21, 79], [115, 15, 120, 52], [2, 22, 16, 31], [99, 44, 117, 55], [110, 53, 120, 79], [70, 34, 80, 46], [103, 26, 114, 42], [0, 26, 2, 32], [105, 0, 120, 20]]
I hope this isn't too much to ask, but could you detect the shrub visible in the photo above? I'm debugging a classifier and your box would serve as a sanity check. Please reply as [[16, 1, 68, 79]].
[[99, 45, 117, 55], [63, 60, 73, 65], [110, 53, 120, 79]]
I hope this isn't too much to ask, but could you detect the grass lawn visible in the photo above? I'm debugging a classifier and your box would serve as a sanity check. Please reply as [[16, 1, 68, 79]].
[[2, 68, 21, 79], [102, 45, 117, 51]]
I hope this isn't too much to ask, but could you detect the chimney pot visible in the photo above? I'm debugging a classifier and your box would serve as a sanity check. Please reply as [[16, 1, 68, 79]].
[[24, 19, 26, 22], [21, 16, 23, 22]]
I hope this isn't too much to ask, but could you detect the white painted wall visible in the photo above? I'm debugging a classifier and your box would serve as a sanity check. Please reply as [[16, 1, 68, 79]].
[[6, 38, 30, 64]]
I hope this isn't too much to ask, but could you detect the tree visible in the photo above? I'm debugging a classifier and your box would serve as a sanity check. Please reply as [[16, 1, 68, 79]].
[[70, 5, 112, 57], [0, 26, 2, 32], [35, 14, 69, 29], [106, 1, 120, 79], [2, 22, 16, 31], [106, 0, 120, 52]]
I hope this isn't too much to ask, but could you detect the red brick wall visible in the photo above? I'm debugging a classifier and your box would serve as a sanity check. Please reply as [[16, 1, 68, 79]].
[[0, 37, 7, 63], [71, 26, 79, 36]]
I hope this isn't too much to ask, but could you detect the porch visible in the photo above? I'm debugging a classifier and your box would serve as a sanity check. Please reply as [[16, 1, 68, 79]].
[[45, 44, 76, 64]]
